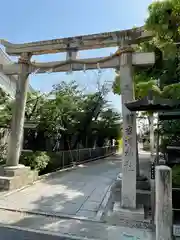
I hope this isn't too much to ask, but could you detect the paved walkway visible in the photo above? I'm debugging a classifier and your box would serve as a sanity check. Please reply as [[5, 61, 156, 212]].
[[0, 154, 155, 239], [0, 155, 121, 220], [0, 210, 155, 240]]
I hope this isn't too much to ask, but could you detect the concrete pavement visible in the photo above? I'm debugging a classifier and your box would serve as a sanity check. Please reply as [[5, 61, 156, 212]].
[[0, 155, 121, 221], [0, 153, 154, 239], [0, 210, 155, 240], [0, 225, 80, 240]]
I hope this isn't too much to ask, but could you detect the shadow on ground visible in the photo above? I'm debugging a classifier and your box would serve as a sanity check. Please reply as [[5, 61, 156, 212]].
[[0, 156, 121, 222], [0, 154, 154, 239]]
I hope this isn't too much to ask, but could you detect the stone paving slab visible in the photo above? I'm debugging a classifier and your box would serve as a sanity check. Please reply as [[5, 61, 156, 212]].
[[0, 209, 155, 240], [0, 156, 121, 220]]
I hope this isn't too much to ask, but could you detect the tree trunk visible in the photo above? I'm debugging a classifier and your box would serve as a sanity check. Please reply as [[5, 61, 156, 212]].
[[149, 114, 154, 158], [156, 115, 160, 164], [149, 113, 155, 222], [136, 134, 140, 177]]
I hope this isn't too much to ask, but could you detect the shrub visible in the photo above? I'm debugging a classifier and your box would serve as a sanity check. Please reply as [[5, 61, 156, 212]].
[[20, 151, 50, 172], [0, 142, 8, 163], [117, 138, 123, 151], [172, 165, 180, 187]]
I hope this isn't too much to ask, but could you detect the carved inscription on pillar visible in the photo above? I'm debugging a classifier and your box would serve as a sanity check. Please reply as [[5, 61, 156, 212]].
[[124, 123, 134, 172], [121, 112, 136, 208]]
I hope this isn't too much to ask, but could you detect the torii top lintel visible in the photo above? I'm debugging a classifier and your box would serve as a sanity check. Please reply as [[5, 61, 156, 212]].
[[0, 26, 152, 56]]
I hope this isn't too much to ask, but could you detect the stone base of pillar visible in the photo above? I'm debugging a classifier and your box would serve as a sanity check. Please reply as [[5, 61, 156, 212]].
[[103, 173, 152, 225], [0, 164, 38, 191], [107, 202, 145, 224]]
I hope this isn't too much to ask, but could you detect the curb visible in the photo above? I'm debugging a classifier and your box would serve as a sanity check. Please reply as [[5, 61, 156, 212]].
[[95, 188, 111, 221], [0, 206, 103, 223]]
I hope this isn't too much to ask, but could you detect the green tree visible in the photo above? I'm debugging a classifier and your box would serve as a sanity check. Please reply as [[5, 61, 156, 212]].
[[0, 90, 13, 161], [0, 78, 121, 156], [21, 80, 121, 151], [93, 109, 121, 146], [145, 0, 180, 152], [112, 0, 180, 176]]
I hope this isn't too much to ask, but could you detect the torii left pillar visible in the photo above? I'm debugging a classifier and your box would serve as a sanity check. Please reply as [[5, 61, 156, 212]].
[[6, 53, 30, 166], [0, 53, 38, 191]]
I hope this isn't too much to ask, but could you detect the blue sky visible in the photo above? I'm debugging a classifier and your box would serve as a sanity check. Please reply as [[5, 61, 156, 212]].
[[0, 0, 153, 112]]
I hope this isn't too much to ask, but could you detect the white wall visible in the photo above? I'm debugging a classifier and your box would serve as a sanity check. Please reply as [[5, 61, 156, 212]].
[[0, 72, 16, 98], [136, 113, 158, 136], [0, 49, 17, 98], [0, 48, 33, 98]]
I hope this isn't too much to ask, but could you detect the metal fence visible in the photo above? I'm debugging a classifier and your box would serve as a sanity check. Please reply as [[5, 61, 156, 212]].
[[40, 145, 118, 174]]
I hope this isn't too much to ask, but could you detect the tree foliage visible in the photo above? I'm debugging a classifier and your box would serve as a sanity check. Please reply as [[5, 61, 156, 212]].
[[144, 0, 180, 150], [0, 80, 121, 153], [113, 0, 180, 98], [145, 0, 180, 54], [112, 0, 180, 152]]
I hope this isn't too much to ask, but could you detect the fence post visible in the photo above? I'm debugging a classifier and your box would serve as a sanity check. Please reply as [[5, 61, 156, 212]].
[[62, 151, 64, 169], [105, 146, 107, 155], [151, 161, 156, 223], [89, 148, 92, 159], [78, 148, 80, 163], [155, 165, 172, 240]]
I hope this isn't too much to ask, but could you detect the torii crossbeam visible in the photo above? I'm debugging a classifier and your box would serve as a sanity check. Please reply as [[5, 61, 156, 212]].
[[0, 26, 151, 55]]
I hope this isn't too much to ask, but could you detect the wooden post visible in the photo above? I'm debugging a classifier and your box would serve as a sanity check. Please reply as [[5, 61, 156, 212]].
[[120, 49, 137, 209], [6, 53, 30, 166], [155, 165, 172, 240]]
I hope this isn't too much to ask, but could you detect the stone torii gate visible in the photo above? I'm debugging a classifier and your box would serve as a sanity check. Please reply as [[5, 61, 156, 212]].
[[0, 27, 154, 210]]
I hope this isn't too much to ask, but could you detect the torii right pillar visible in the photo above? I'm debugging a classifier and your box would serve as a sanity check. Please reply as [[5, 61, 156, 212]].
[[119, 49, 156, 218], [120, 49, 137, 209]]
